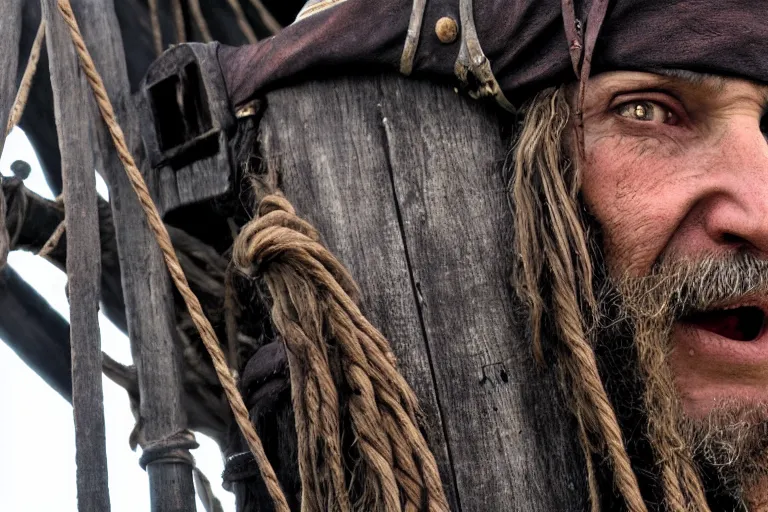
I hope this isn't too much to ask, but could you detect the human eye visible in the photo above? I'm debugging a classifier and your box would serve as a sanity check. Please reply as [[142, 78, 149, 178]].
[[615, 100, 676, 125]]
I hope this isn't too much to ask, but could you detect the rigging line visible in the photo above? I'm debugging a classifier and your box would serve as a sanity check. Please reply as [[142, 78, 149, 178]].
[[6, 19, 46, 136], [148, 0, 163, 55], [171, 0, 186, 43], [187, 0, 213, 43]]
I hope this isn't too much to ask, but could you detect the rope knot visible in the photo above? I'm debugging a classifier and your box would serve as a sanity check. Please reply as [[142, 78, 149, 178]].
[[138, 429, 199, 470]]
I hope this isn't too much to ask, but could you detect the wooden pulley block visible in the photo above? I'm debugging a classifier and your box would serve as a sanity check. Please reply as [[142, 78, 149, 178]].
[[139, 42, 236, 216]]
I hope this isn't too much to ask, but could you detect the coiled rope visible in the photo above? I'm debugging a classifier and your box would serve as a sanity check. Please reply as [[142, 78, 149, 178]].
[[232, 194, 449, 511]]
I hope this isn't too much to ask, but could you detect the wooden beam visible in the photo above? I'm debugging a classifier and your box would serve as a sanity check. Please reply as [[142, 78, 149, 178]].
[[4, 179, 128, 331], [42, 0, 111, 509], [62, 1, 197, 510], [0, 266, 72, 403]]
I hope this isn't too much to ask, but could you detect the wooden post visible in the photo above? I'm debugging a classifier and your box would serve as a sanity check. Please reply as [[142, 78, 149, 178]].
[[259, 75, 587, 511], [59, 1, 197, 510], [0, 0, 22, 154], [42, 1, 111, 509], [0, 0, 23, 265]]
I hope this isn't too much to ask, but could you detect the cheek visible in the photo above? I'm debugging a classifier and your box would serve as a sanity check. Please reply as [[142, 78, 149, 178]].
[[581, 136, 695, 275]]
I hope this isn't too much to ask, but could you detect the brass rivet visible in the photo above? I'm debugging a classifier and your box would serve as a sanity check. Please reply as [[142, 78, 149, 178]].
[[435, 17, 458, 44]]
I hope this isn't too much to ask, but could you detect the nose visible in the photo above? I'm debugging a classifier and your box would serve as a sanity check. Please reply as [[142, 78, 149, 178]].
[[696, 120, 768, 255]]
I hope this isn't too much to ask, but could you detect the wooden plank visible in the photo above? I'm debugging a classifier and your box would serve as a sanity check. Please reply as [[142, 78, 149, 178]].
[[261, 75, 587, 511], [42, 1, 111, 509], [0, 0, 23, 266], [261, 77, 460, 510], [378, 75, 586, 510], [0, 0, 22, 155], [0, 267, 72, 403], [64, 0, 198, 510]]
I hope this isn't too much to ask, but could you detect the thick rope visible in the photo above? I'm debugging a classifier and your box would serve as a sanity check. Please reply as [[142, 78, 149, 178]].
[[54, 2, 290, 510], [6, 19, 46, 136], [225, 0, 259, 44], [187, 0, 213, 43], [233, 194, 450, 512]]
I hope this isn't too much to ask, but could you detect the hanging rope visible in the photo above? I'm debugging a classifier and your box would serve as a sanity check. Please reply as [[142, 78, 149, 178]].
[[187, 0, 213, 43], [171, 0, 186, 43], [148, 0, 163, 55], [232, 194, 450, 511], [225, 0, 259, 44], [6, 19, 46, 136], [54, 1, 289, 510]]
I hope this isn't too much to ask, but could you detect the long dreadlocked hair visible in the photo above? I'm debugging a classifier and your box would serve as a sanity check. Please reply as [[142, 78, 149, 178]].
[[508, 86, 711, 512]]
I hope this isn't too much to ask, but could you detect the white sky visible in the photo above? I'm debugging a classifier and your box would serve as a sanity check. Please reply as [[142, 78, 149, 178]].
[[0, 128, 235, 512]]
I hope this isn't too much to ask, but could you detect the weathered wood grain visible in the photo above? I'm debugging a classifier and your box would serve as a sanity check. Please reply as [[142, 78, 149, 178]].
[[0, 0, 23, 266], [259, 77, 462, 510], [62, 0, 197, 510], [261, 75, 587, 511], [42, 0, 111, 509], [0, 0, 22, 155], [378, 75, 586, 511]]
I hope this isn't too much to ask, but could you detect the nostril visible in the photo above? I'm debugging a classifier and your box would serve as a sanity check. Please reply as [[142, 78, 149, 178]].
[[721, 232, 749, 247]]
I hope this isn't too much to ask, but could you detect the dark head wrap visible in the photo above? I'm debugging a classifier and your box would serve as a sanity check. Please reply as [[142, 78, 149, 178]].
[[220, 0, 767, 111]]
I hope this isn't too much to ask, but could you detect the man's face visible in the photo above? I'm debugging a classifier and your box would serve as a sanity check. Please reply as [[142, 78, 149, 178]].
[[580, 71, 768, 419]]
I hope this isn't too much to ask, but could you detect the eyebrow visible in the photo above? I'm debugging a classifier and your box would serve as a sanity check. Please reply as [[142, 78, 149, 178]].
[[653, 69, 768, 104], [652, 69, 727, 94]]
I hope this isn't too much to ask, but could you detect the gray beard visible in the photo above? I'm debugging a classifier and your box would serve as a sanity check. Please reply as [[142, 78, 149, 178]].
[[681, 404, 768, 503], [596, 251, 768, 504]]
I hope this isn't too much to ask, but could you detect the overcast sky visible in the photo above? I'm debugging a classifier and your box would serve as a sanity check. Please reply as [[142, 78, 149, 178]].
[[0, 128, 235, 512]]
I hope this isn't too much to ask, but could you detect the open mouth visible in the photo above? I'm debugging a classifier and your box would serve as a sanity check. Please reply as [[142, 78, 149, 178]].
[[683, 305, 767, 342]]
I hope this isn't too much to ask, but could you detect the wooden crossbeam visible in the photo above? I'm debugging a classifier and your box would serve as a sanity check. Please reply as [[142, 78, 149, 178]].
[[0, 267, 72, 402]]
